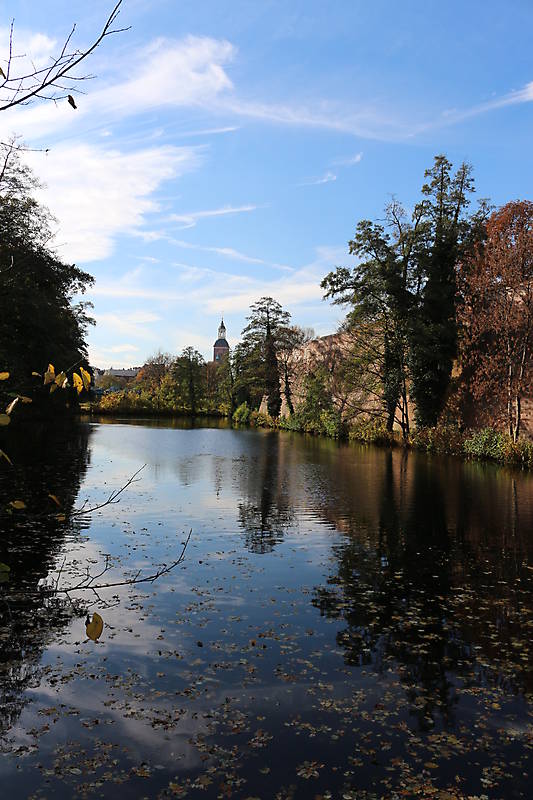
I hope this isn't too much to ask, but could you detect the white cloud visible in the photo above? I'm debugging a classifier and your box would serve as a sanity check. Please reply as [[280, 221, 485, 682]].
[[109, 344, 140, 353], [298, 170, 337, 186], [332, 152, 363, 166], [0, 26, 57, 71], [24, 143, 203, 261], [0, 35, 236, 143], [170, 238, 267, 265], [93, 310, 161, 338], [169, 204, 259, 230], [417, 80, 533, 133]]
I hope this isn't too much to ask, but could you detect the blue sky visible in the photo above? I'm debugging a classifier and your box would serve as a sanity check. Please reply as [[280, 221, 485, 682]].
[[2, 0, 533, 367]]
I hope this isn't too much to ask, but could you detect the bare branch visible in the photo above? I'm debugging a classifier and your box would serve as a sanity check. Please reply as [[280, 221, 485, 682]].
[[0, 2, 129, 112]]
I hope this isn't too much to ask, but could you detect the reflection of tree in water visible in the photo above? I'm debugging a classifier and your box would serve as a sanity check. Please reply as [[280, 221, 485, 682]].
[[313, 449, 533, 728], [238, 432, 294, 554], [0, 421, 91, 745]]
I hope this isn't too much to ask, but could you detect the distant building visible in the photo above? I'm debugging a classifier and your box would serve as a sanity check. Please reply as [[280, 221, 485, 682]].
[[213, 318, 230, 362], [104, 367, 141, 379]]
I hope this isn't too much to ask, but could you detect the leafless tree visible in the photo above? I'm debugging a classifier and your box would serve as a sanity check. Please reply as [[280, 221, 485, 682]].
[[0, 1, 128, 113]]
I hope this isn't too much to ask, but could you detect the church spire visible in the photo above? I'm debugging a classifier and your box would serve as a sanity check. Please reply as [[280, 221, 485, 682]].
[[218, 317, 226, 340]]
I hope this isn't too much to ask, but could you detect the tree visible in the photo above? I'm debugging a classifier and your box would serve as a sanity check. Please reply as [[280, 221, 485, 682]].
[[277, 325, 312, 415], [240, 297, 291, 418], [136, 351, 173, 390], [214, 354, 236, 416], [408, 156, 481, 427], [0, 2, 127, 113], [459, 200, 533, 441], [0, 145, 93, 391], [173, 347, 205, 416], [322, 199, 422, 436], [322, 157, 488, 433]]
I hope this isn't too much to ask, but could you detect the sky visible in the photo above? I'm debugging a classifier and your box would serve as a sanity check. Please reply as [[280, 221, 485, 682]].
[[2, 0, 533, 367]]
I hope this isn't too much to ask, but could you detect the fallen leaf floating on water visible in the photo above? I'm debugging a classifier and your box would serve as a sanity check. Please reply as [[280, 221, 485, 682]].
[[9, 500, 26, 510], [0, 371, 9, 380], [86, 612, 104, 642], [5, 397, 19, 415], [0, 449, 12, 465]]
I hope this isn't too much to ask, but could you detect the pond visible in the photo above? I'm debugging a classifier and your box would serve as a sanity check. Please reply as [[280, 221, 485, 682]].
[[0, 418, 531, 799]]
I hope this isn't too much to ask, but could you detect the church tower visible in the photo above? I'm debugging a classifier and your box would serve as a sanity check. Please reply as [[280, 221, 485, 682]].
[[213, 318, 230, 362]]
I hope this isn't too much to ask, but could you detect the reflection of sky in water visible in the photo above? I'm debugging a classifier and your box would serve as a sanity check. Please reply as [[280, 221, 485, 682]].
[[0, 420, 532, 799]]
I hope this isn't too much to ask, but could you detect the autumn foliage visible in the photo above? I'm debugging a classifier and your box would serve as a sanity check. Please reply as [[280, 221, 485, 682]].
[[459, 200, 533, 440]]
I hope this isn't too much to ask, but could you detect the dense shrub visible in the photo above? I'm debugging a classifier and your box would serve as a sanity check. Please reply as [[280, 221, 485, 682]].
[[249, 410, 276, 428], [279, 407, 344, 438], [97, 390, 151, 414], [349, 418, 395, 446], [410, 424, 464, 456], [463, 428, 533, 467], [232, 401, 251, 425], [463, 428, 506, 461]]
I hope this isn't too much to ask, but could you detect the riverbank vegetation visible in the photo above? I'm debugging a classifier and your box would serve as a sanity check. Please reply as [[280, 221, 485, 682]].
[[94, 155, 533, 468]]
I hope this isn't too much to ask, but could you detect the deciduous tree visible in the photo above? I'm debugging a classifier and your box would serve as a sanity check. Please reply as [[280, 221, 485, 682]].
[[459, 200, 533, 440]]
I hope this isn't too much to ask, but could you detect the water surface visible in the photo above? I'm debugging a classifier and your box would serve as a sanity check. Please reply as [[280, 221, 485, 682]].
[[0, 419, 531, 798]]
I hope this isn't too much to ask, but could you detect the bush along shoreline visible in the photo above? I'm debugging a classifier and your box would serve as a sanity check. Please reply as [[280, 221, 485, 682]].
[[230, 400, 533, 470]]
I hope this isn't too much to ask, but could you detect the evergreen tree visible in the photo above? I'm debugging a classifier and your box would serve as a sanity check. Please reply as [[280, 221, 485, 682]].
[[240, 297, 291, 418], [408, 156, 477, 426]]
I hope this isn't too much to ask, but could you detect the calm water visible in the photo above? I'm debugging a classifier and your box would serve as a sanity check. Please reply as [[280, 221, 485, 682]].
[[0, 418, 531, 799]]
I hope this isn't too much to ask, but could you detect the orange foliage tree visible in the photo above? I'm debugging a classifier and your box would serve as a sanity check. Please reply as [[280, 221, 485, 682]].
[[459, 200, 533, 440]]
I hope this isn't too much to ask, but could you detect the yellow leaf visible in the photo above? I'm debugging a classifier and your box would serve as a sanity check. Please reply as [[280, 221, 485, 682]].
[[0, 414, 11, 426], [72, 373, 83, 394], [32, 371, 41, 377], [86, 612, 104, 642], [48, 493, 61, 507], [80, 367, 91, 390], [54, 371, 67, 387], [0, 450, 13, 465], [5, 397, 19, 415], [9, 500, 26, 510], [55, 513, 66, 522], [19, 396, 32, 404], [0, 372, 9, 380], [44, 365, 55, 385]]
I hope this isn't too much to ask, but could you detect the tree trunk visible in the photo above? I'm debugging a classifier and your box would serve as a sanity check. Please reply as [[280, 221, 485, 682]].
[[284, 363, 294, 415], [514, 395, 521, 442]]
